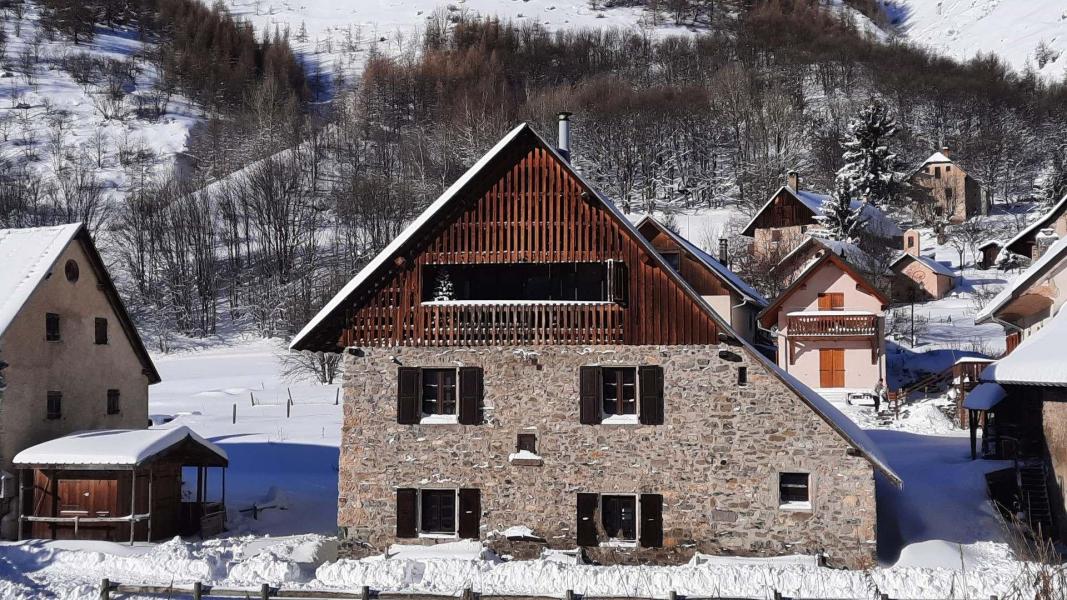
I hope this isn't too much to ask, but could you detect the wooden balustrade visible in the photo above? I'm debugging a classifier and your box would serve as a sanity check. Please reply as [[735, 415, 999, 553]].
[[787, 313, 879, 337], [415, 302, 625, 346]]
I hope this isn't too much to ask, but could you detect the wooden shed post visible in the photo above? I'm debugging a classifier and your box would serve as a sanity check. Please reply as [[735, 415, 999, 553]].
[[129, 470, 137, 545], [17, 469, 27, 541], [147, 469, 154, 542]]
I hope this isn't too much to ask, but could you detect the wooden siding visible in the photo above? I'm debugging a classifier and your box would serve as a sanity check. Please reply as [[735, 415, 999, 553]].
[[639, 225, 732, 298], [337, 145, 720, 347], [747, 190, 818, 232]]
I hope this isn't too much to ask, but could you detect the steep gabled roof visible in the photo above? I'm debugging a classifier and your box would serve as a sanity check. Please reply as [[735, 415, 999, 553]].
[[982, 306, 1067, 387], [976, 234, 1067, 324], [633, 215, 767, 307], [891, 252, 957, 279], [291, 124, 901, 486], [0, 224, 160, 384], [759, 249, 890, 329], [1004, 193, 1067, 257], [13, 426, 226, 469], [922, 151, 953, 165], [739, 186, 903, 239], [777, 236, 888, 278]]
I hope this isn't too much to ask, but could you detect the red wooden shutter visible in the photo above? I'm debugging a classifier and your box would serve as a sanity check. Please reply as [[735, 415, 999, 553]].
[[639, 494, 663, 548], [638, 365, 664, 425], [397, 367, 421, 424], [457, 488, 481, 539], [458, 367, 483, 425], [396, 488, 417, 538], [576, 493, 598, 546], [579, 366, 602, 425]]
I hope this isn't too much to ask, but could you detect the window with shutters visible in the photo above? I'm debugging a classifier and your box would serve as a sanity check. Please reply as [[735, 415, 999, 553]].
[[576, 492, 662, 548], [601, 494, 637, 544], [779, 472, 811, 510], [107, 389, 120, 415], [47, 391, 62, 420], [421, 368, 457, 423], [46, 313, 60, 342], [580, 365, 663, 426], [419, 489, 457, 536], [95, 318, 108, 345]]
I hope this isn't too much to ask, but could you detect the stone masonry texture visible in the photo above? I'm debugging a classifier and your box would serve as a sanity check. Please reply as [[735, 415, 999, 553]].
[[337, 344, 879, 569]]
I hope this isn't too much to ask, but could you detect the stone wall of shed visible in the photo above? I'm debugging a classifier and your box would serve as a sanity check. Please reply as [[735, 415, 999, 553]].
[[337, 344, 879, 568]]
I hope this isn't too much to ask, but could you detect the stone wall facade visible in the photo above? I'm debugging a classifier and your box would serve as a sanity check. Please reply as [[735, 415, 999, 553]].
[[338, 344, 879, 568]]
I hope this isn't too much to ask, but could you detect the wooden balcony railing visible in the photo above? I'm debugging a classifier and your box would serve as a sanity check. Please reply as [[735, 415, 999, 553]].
[[787, 313, 880, 337], [418, 301, 625, 345]]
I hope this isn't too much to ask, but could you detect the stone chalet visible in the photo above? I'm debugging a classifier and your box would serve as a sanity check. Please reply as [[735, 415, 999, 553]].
[[907, 148, 984, 224], [291, 121, 901, 568]]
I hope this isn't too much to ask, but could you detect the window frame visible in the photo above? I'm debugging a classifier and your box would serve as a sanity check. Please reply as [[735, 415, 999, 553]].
[[420, 368, 458, 424], [95, 317, 109, 345], [660, 251, 682, 272], [46, 391, 62, 420], [106, 389, 120, 415], [778, 471, 812, 511], [600, 366, 638, 423], [417, 488, 459, 538], [516, 432, 537, 454], [45, 313, 61, 342], [599, 493, 639, 547]]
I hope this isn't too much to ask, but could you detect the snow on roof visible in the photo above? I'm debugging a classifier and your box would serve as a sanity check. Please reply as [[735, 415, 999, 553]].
[[0, 224, 82, 338], [955, 356, 994, 364], [977, 240, 1001, 249], [962, 383, 1006, 410], [1003, 193, 1067, 255], [922, 151, 953, 165], [786, 310, 875, 317], [975, 234, 1067, 323], [634, 216, 767, 306], [13, 426, 227, 467], [981, 308, 1067, 386], [892, 253, 956, 278], [741, 186, 902, 239]]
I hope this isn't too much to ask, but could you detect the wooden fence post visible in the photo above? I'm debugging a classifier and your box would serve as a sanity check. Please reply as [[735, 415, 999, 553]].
[[461, 587, 474, 600], [286, 401, 291, 419], [193, 581, 203, 600], [250, 392, 255, 407], [232, 403, 236, 424], [98, 578, 110, 600], [335, 388, 340, 405], [260, 582, 270, 599], [361, 585, 370, 600], [288, 388, 294, 405]]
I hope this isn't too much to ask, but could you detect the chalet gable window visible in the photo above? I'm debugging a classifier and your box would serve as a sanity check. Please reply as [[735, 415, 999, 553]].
[[397, 366, 483, 425], [660, 252, 681, 272], [779, 472, 811, 510], [46, 313, 60, 341], [420, 261, 627, 306], [576, 492, 662, 548], [46, 391, 62, 420], [395, 488, 480, 539], [579, 365, 663, 425], [95, 318, 108, 345]]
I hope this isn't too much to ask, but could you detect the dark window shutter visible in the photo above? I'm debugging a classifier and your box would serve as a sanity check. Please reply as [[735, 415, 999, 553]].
[[458, 367, 483, 425], [576, 493, 598, 546], [396, 488, 417, 538], [457, 488, 481, 539], [639, 493, 663, 548], [579, 366, 603, 425], [639, 365, 664, 425], [607, 260, 629, 307], [397, 367, 421, 424]]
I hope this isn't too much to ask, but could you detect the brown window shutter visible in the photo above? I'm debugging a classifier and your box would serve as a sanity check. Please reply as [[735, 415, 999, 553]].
[[579, 366, 602, 425], [458, 367, 483, 425], [457, 488, 481, 539], [639, 493, 663, 548], [608, 260, 629, 307], [397, 367, 421, 424], [638, 365, 664, 425], [396, 488, 417, 538], [576, 493, 598, 546]]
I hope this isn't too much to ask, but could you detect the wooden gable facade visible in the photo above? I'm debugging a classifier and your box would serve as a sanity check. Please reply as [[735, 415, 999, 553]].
[[740, 188, 819, 237], [295, 125, 722, 351], [636, 219, 732, 298]]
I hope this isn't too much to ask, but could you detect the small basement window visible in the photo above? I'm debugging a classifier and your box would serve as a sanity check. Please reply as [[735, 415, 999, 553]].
[[601, 494, 637, 544], [421, 368, 457, 422], [419, 489, 457, 536], [779, 472, 811, 510]]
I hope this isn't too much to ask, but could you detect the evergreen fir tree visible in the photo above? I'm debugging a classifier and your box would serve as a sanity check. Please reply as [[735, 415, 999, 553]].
[[433, 269, 454, 301], [1040, 143, 1067, 207], [837, 99, 903, 208], [816, 178, 866, 242]]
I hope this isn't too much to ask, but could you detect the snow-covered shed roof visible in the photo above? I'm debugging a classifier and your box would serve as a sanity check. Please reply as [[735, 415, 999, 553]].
[[632, 215, 767, 306], [963, 383, 1006, 410], [1003, 193, 1067, 257], [975, 235, 1067, 324], [739, 186, 902, 240], [921, 151, 953, 165], [13, 426, 227, 469], [891, 252, 956, 278], [0, 223, 160, 383], [981, 307, 1067, 387]]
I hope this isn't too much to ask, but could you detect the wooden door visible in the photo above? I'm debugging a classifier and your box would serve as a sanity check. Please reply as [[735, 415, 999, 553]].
[[819, 348, 845, 388], [817, 293, 844, 310]]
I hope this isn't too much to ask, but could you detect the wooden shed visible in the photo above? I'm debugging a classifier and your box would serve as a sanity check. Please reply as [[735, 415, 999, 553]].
[[13, 427, 227, 543]]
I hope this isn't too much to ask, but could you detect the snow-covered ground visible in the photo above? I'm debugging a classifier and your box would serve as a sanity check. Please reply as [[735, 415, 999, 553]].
[[889, 0, 1067, 79]]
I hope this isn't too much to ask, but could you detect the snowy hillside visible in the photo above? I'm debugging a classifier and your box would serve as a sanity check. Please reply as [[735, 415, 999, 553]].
[[890, 0, 1067, 77]]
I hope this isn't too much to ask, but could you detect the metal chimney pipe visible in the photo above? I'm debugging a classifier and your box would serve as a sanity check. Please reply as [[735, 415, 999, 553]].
[[719, 238, 729, 269], [557, 112, 573, 162]]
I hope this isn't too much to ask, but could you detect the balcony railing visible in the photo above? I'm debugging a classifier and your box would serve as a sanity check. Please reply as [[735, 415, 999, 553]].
[[787, 311, 880, 337], [418, 301, 625, 345]]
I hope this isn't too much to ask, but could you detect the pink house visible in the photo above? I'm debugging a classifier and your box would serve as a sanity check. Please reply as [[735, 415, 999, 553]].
[[759, 249, 889, 401], [891, 230, 957, 301]]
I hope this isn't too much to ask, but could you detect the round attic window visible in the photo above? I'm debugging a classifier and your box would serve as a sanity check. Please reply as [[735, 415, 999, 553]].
[[64, 259, 79, 283]]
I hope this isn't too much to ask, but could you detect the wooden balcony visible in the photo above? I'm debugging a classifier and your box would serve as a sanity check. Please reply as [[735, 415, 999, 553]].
[[418, 301, 625, 345], [787, 311, 880, 338]]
